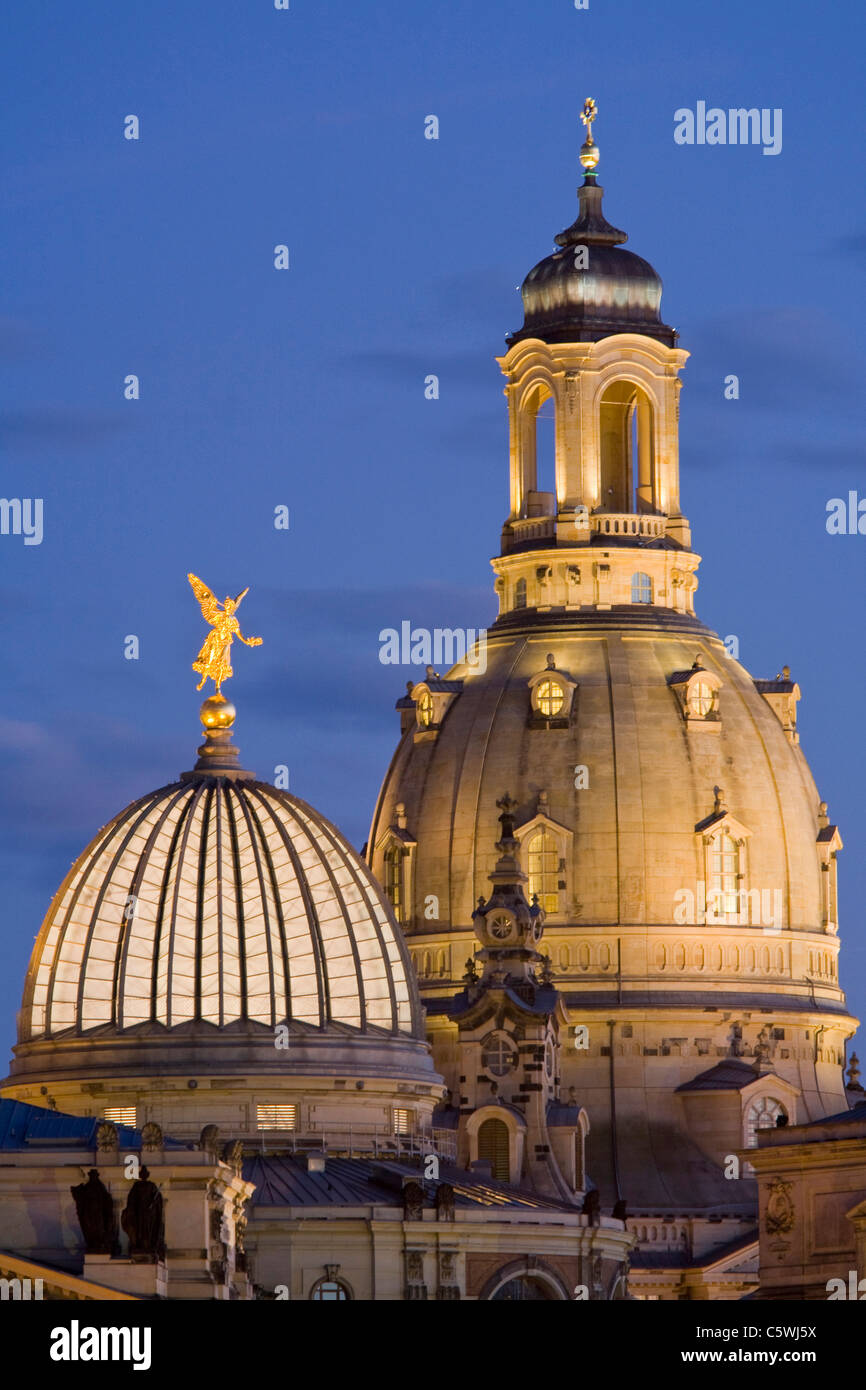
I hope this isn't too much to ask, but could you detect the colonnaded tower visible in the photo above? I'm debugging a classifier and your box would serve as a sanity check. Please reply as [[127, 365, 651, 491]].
[[368, 103, 858, 1296]]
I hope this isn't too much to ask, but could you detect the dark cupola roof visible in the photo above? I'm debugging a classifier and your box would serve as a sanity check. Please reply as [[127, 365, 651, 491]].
[[508, 104, 677, 348]]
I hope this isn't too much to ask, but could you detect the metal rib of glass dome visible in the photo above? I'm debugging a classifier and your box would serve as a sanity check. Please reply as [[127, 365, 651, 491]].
[[24, 781, 414, 1039]]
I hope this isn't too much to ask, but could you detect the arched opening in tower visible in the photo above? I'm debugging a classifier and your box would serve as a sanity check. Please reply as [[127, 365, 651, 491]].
[[599, 381, 655, 514], [521, 383, 557, 518]]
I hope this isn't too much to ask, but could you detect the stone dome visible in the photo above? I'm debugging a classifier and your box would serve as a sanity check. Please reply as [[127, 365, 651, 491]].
[[8, 714, 436, 1102], [508, 180, 677, 348], [371, 611, 852, 1029]]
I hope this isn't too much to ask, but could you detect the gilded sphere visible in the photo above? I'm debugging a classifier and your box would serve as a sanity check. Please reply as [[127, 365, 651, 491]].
[[200, 695, 236, 729]]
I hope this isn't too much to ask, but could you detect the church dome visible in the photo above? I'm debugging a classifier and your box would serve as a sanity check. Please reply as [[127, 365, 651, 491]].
[[508, 137, 676, 347], [514, 240, 670, 348], [8, 700, 436, 1105]]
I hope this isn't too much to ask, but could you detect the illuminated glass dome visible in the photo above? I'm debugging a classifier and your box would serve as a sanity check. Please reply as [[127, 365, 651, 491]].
[[20, 781, 417, 1040], [7, 699, 436, 1107]]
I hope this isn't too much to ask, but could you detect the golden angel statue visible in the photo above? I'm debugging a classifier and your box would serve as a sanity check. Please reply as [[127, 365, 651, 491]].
[[188, 573, 262, 694]]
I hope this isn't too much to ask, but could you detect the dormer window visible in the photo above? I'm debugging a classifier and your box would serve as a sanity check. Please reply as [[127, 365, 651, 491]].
[[535, 679, 564, 717], [668, 659, 722, 730], [631, 572, 652, 604], [528, 828, 559, 914], [528, 656, 577, 728], [708, 832, 739, 918], [384, 844, 404, 913]]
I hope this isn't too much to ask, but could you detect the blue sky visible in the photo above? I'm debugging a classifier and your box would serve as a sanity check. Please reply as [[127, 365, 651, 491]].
[[2, 0, 865, 1062]]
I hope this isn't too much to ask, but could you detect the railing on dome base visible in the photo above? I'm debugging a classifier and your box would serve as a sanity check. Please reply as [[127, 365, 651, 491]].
[[504, 511, 667, 551], [254, 1125, 457, 1163]]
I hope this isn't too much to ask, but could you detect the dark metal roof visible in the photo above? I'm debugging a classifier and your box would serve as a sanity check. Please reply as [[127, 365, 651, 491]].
[[547, 1101, 583, 1127], [676, 1060, 765, 1093], [667, 667, 706, 685], [801, 1098, 866, 1128], [242, 1155, 576, 1212], [419, 680, 464, 694], [631, 1229, 758, 1272], [754, 679, 796, 694], [0, 1098, 184, 1151]]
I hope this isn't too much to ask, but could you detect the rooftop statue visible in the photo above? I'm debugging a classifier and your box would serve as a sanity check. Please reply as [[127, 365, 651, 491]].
[[188, 573, 262, 694]]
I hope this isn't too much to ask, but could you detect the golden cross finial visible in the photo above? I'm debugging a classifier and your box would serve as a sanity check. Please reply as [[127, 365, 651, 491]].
[[579, 98, 600, 175]]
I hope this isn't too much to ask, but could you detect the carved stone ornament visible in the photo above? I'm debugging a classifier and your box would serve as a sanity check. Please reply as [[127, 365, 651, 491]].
[[765, 1179, 796, 1236], [141, 1121, 163, 1151], [96, 1121, 118, 1152]]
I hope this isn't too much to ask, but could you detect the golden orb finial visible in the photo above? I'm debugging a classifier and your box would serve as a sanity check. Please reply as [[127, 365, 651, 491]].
[[579, 97, 600, 176], [200, 693, 237, 730]]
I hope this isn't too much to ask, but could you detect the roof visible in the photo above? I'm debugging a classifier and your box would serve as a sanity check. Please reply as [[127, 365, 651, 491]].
[[676, 1060, 765, 1093], [242, 1155, 576, 1212], [546, 1101, 583, 1127], [631, 1229, 758, 1273], [416, 679, 464, 694], [0, 1098, 185, 1151], [667, 666, 706, 685], [16, 779, 422, 1048], [754, 678, 796, 694], [801, 1098, 866, 1129]]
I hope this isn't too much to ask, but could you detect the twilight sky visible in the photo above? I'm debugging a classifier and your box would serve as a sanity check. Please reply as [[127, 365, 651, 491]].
[[2, 0, 865, 1063]]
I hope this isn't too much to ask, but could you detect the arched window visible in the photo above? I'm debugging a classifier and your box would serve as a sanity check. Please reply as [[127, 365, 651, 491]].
[[707, 832, 740, 921], [490, 1276, 556, 1301], [478, 1117, 510, 1181], [527, 828, 559, 914], [310, 1278, 352, 1301], [631, 572, 652, 604], [384, 844, 403, 916], [745, 1097, 787, 1148], [514, 577, 527, 610]]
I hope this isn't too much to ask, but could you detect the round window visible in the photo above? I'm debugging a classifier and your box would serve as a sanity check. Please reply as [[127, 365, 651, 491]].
[[688, 682, 714, 717], [482, 1033, 518, 1077], [536, 679, 564, 717]]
